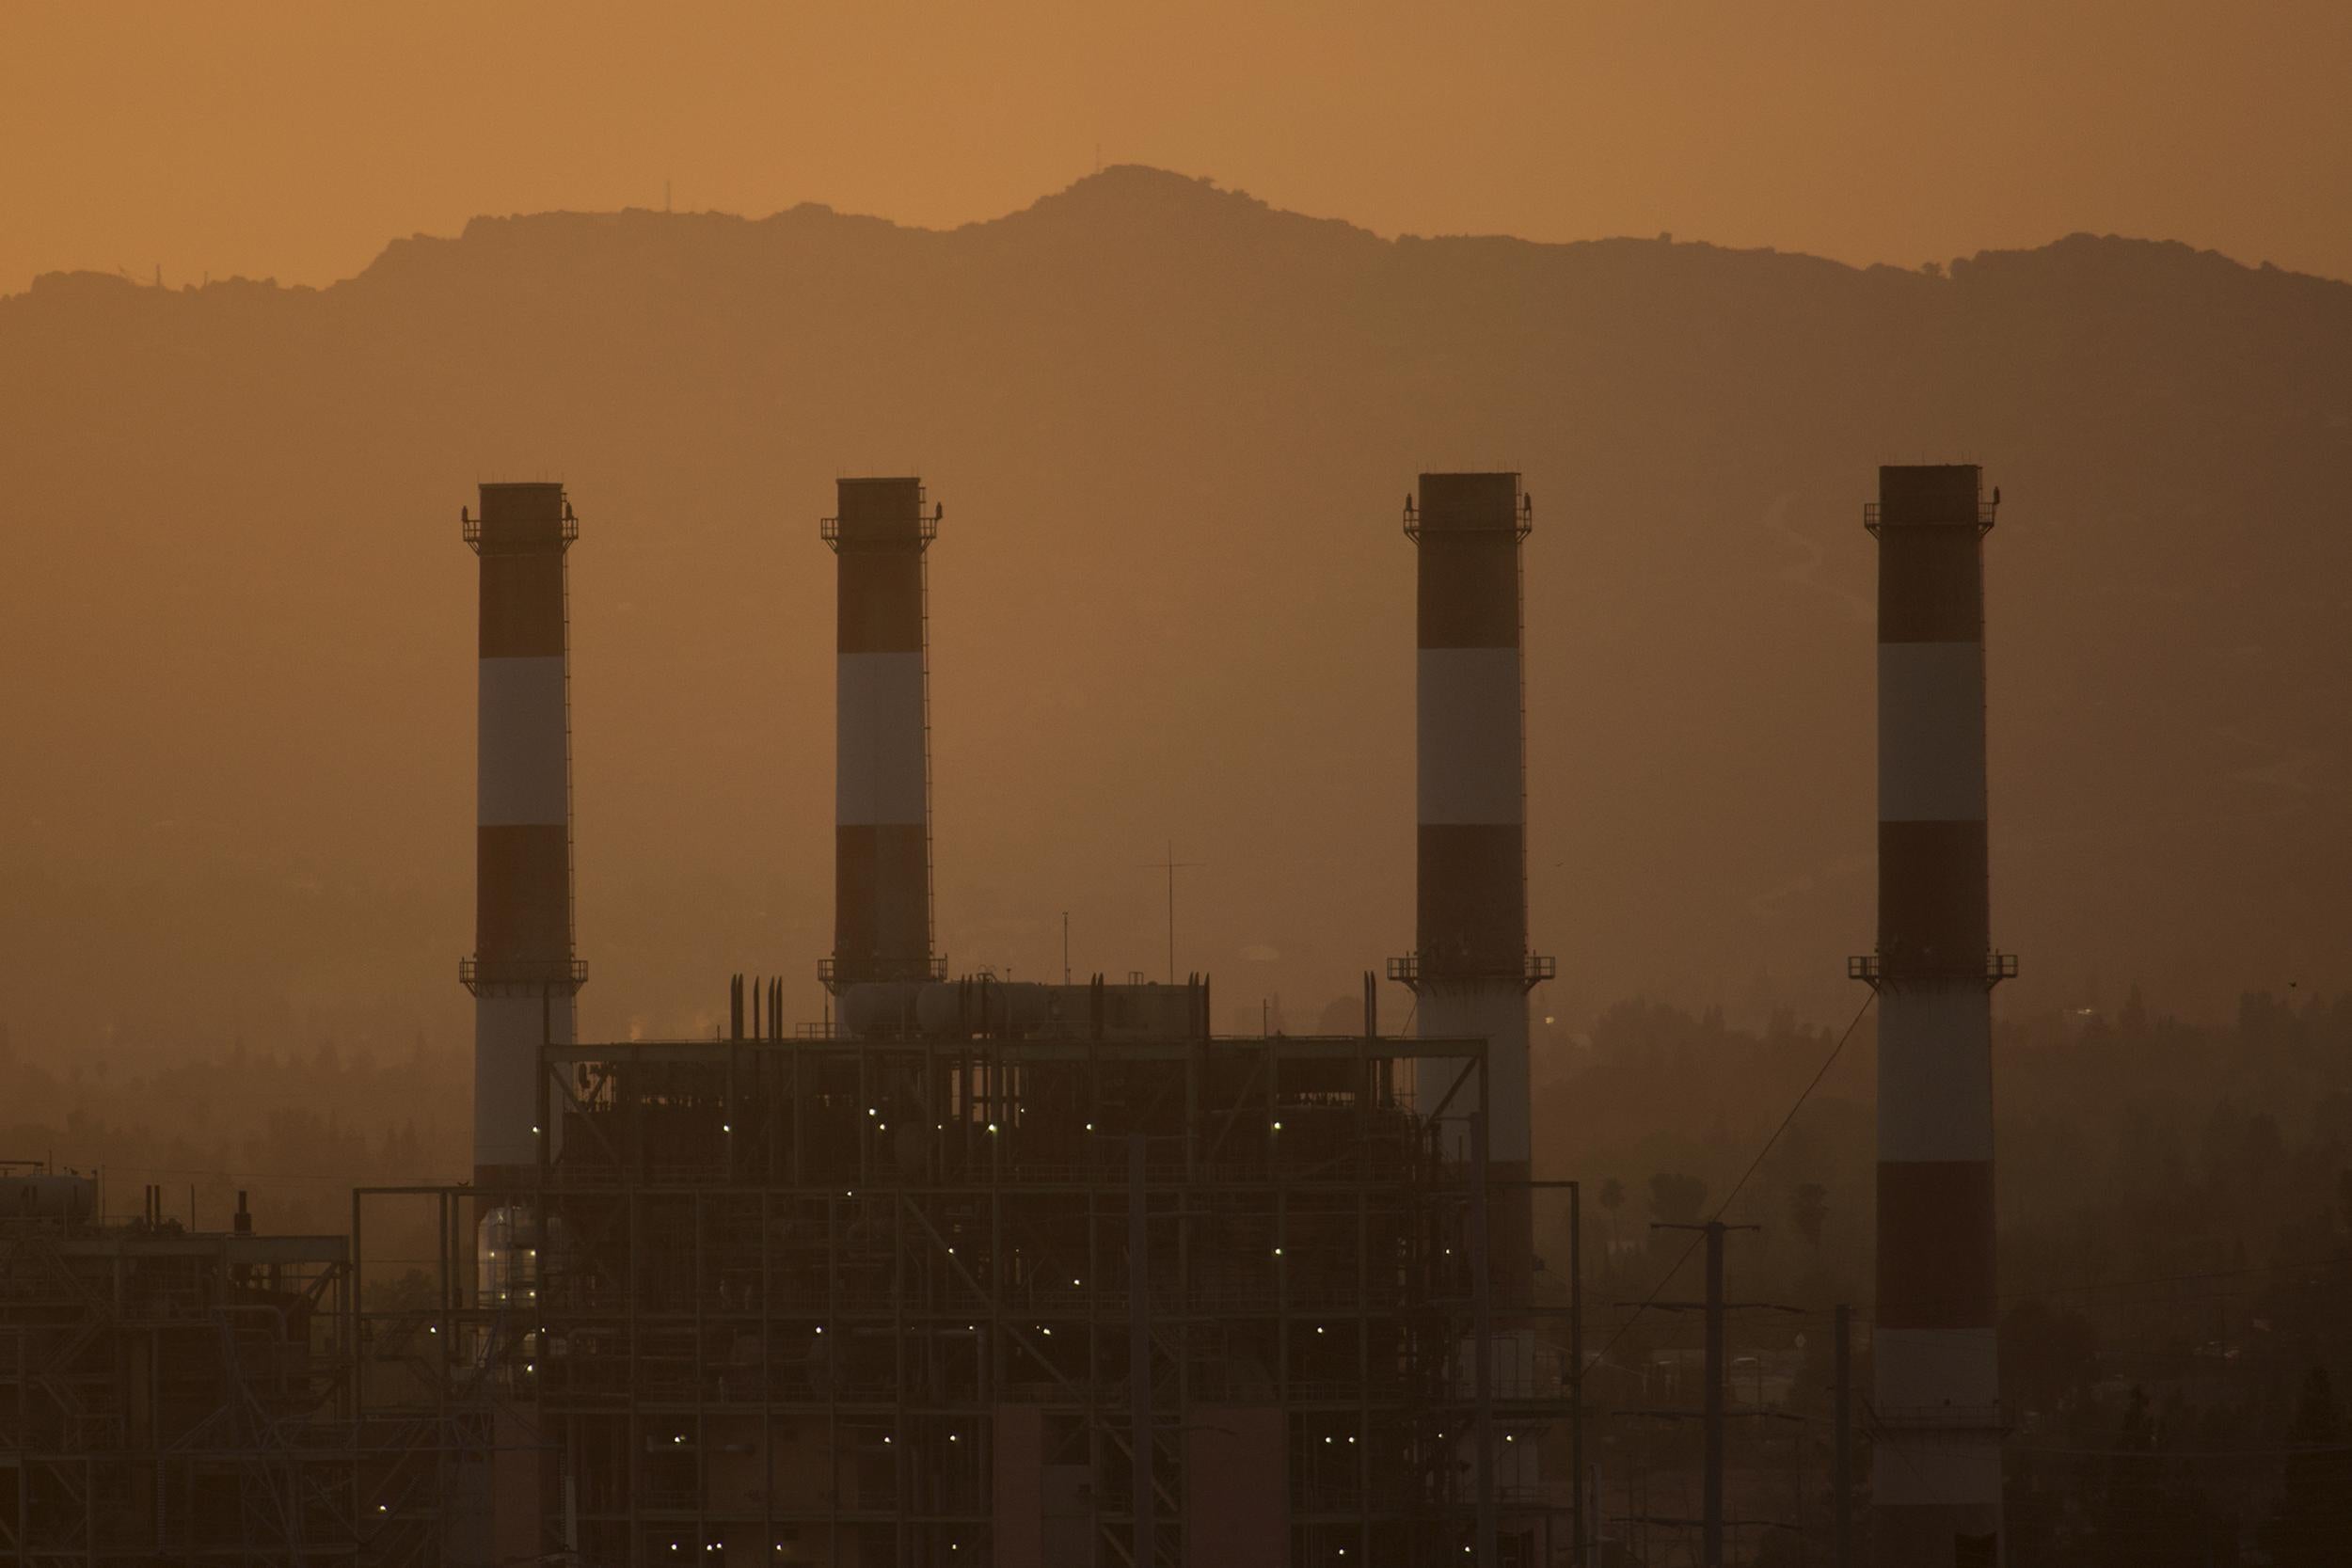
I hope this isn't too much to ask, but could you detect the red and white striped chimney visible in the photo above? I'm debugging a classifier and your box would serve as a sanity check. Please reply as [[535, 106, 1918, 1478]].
[[462, 482, 581, 1189], [1864, 464, 2005, 1564], [823, 477, 939, 992], [1401, 472, 1547, 1297]]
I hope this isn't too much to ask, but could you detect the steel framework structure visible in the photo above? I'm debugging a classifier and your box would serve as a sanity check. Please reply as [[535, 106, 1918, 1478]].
[[356, 1020, 1576, 1566], [0, 1207, 474, 1567]]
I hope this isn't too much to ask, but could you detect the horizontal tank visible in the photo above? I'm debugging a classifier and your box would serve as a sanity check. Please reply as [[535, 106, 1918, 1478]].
[[839, 982, 924, 1039], [913, 975, 1209, 1040], [0, 1174, 96, 1222]]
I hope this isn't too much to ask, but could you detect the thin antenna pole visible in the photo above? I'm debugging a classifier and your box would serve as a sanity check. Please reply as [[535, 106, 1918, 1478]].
[[1130, 1133, 1154, 1563], [1570, 1180, 1585, 1567], [1834, 1304, 1852, 1568], [1142, 842, 1202, 985]]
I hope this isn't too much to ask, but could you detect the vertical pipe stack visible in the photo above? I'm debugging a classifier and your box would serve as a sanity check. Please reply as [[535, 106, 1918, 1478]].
[[1405, 471, 1543, 1298], [458, 482, 578, 1568], [824, 477, 939, 992], [462, 482, 582, 1189], [1866, 464, 2004, 1565]]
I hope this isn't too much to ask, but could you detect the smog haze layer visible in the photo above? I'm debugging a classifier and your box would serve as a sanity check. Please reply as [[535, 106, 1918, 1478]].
[[4, 164, 2349, 1064]]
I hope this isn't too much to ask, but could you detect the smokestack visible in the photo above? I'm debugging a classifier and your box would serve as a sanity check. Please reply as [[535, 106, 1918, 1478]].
[[823, 478, 940, 993], [1399, 472, 1548, 1296], [461, 483, 582, 1188], [1862, 464, 2005, 1563]]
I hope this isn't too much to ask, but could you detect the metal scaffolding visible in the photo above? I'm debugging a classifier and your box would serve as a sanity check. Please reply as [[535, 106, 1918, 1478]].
[[0, 1180, 476, 1566], [355, 1001, 1575, 1566]]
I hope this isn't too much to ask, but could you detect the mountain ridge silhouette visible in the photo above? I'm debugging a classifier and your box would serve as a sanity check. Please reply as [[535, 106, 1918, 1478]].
[[4, 165, 2346, 1060]]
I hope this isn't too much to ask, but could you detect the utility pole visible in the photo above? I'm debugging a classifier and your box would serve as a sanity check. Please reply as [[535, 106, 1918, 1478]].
[[1141, 842, 1202, 985], [1834, 1304, 1852, 1568], [1569, 1180, 1586, 1568], [1705, 1224, 1724, 1568], [1651, 1220, 1761, 1568], [1470, 1111, 1497, 1568], [1130, 1134, 1154, 1566]]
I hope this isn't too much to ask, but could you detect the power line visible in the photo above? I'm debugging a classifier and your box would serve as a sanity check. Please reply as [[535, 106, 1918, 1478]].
[[1592, 989, 1876, 1366]]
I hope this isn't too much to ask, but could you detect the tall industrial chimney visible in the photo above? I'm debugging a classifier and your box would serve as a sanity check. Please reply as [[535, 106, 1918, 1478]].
[[1862, 464, 2005, 1565], [1397, 472, 1549, 1297], [823, 477, 939, 994], [461, 482, 582, 1189]]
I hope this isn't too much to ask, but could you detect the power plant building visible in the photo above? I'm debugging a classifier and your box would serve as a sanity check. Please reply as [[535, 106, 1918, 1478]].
[[2, 451, 2027, 1567], [339, 475, 1576, 1566]]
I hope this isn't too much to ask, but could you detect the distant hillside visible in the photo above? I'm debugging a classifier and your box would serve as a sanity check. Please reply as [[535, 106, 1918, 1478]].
[[4, 166, 2347, 1065]]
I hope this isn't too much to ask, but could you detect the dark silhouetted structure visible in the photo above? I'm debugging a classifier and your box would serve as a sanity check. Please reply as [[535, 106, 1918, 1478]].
[[1855, 465, 2007, 1565], [0, 1175, 443, 1562], [822, 478, 941, 993], [357, 992, 1570, 1564], [458, 480, 584, 1566], [1390, 472, 1560, 1560]]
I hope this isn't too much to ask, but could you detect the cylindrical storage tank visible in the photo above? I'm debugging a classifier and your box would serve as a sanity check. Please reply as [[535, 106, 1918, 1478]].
[[914, 981, 966, 1037], [840, 982, 924, 1039], [0, 1174, 96, 1222]]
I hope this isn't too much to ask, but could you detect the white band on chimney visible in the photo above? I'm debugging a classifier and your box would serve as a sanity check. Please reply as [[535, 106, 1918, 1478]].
[[478, 657, 571, 826], [1416, 647, 1525, 826], [1878, 641, 1988, 823], [836, 651, 929, 828], [1876, 986, 1994, 1163], [474, 995, 568, 1170], [1420, 988, 1534, 1164]]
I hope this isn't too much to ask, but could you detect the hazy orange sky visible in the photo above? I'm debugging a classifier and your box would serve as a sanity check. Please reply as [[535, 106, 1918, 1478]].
[[5, 1, 2348, 296]]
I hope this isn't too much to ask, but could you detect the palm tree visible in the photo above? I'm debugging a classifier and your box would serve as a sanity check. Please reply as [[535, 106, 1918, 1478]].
[[1788, 1182, 1828, 1248], [1597, 1177, 1625, 1254]]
